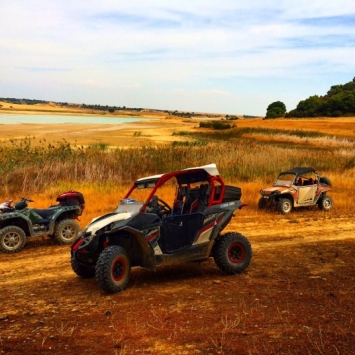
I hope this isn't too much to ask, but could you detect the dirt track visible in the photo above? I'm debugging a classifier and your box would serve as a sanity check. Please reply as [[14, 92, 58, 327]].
[[1, 210, 354, 355]]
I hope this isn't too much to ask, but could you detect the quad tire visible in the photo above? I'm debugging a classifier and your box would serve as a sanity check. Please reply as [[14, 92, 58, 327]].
[[213, 232, 252, 275], [0, 226, 27, 253], [277, 198, 293, 214], [318, 195, 333, 211], [95, 245, 131, 293], [53, 219, 80, 244], [71, 257, 95, 278]]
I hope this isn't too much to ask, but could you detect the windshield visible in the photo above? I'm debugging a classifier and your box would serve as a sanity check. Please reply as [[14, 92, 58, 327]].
[[115, 199, 144, 214], [274, 173, 296, 187]]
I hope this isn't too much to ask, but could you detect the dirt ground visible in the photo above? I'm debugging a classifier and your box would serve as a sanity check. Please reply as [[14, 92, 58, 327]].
[[1, 210, 354, 355]]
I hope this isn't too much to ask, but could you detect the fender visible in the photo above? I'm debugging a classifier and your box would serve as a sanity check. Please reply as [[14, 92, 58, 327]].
[[47, 205, 80, 234], [110, 224, 157, 271], [0, 211, 33, 235]]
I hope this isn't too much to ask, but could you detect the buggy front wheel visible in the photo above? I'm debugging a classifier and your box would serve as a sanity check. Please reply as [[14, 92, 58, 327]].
[[95, 246, 131, 293], [258, 197, 267, 210], [213, 232, 252, 275], [277, 198, 292, 214], [71, 257, 95, 278]]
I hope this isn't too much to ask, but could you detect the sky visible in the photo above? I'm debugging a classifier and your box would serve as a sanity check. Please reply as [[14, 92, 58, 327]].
[[1, 1, 355, 116]]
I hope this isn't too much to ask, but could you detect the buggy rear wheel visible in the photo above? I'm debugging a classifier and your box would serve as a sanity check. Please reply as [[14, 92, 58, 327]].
[[0, 226, 27, 253], [213, 232, 252, 275], [318, 195, 333, 211], [53, 219, 80, 244], [95, 246, 131, 293]]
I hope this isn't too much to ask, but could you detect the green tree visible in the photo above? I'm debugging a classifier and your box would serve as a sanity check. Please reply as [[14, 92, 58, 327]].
[[265, 101, 286, 119], [287, 77, 355, 118], [286, 95, 324, 118]]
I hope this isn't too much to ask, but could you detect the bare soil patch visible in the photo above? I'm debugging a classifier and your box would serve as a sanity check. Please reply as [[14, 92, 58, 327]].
[[1, 211, 354, 355]]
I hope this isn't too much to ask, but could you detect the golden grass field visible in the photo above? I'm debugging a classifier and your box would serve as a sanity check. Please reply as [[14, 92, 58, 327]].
[[0, 102, 355, 354]]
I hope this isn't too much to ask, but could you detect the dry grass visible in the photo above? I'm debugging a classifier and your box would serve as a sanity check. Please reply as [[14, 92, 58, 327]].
[[235, 116, 355, 139]]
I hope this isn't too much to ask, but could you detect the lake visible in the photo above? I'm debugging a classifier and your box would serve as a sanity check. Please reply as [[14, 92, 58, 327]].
[[0, 114, 147, 125]]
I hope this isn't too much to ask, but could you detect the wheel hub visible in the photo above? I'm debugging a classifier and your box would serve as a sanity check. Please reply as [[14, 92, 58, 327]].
[[62, 227, 74, 240], [228, 243, 245, 264], [5, 233, 20, 246], [112, 258, 125, 281]]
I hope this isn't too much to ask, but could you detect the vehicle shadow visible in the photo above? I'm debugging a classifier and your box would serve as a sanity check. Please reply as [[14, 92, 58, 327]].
[[69, 259, 224, 294], [130, 260, 222, 286]]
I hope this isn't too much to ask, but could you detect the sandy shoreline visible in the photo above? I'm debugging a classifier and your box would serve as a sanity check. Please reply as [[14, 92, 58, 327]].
[[0, 112, 199, 148], [2, 101, 355, 147]]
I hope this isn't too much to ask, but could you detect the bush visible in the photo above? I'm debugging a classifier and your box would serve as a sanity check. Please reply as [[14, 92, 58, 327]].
[[199, 121, 235, 130]]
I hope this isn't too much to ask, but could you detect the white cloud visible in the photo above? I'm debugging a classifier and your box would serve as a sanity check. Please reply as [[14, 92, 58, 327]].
[[0, 1, 355, 115]]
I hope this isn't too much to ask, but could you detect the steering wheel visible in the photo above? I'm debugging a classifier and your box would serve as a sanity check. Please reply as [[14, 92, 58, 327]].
[[157, 198, 172, 214], [147, 196, 172, 216]]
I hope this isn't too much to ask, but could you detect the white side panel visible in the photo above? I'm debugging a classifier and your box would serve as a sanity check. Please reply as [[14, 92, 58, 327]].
[[193, 227, 214, 245]]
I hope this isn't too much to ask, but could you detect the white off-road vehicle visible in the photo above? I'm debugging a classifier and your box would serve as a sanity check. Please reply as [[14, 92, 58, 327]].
[[259, 167, 333, 214]]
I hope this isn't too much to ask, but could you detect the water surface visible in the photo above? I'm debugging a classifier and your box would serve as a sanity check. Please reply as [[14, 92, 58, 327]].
[[0, 114, 146, 125]]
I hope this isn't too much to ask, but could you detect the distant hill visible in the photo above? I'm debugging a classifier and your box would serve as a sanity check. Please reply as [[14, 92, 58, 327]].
[[0, 97, 143, 113], [286, 77, 355, 118], [0, 97, 261, 119]]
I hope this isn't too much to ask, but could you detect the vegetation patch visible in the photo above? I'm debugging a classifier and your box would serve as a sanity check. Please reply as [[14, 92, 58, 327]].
[[199, 121, 235, 130], [87, 142, 109, 151], [172, 131, 191, 136]]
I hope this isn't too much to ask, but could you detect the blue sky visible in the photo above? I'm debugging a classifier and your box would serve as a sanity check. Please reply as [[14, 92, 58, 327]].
[[1, 1, 355, 116]]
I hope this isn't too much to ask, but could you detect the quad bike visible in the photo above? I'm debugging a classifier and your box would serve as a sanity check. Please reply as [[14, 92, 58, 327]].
[[258, 167, 333, 214], [0, 190, 85, 253], [71, 163, 252, 293]]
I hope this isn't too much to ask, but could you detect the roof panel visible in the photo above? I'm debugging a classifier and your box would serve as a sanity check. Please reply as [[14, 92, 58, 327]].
[[280, 167, 316, 176]]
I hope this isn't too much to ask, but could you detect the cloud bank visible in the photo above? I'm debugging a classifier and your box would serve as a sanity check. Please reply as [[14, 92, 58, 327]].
[[1, 0, 355, 115]]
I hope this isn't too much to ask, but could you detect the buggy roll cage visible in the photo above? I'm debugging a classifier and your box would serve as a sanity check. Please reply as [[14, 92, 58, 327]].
[[123, 164, 227, 214]]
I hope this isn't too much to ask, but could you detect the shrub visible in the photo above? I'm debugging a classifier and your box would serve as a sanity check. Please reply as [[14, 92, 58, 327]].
[[199, 121, 235, 130]]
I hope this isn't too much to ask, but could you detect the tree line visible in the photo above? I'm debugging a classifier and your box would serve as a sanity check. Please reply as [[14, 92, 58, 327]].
[[265, 77, 355, 119]]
